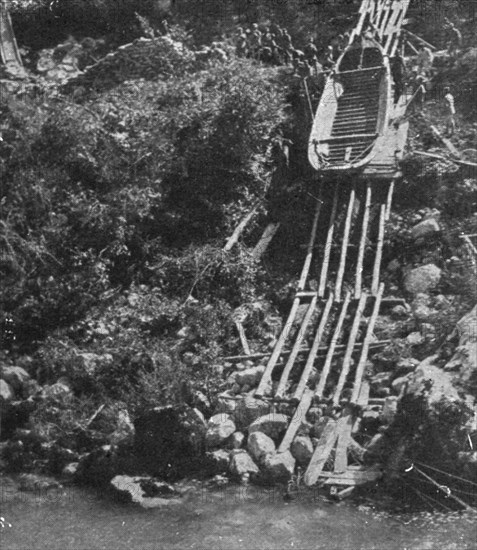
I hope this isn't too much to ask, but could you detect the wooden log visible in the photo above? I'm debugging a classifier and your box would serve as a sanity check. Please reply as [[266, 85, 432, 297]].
[[278, 389, 313, 453], [223, 339, 391, 363], [351, 283, 385, 404], [252, 222, 280, 260], [275, 295, 318, 398], [293, 294, 333, 401], [333, 292, 368, 407], [304, 418, 338, 487], [255, 297, 300, 397], [319, 187, 339, 297], [355, 184, 371, 298], [298, 191, 323, 291], [404, 29, 437, 51], [371, 203, 386, 295], [223, 203, 259, 252], [429, 125, 462, 159], [314, 292, 351, 400], [334, 186, 356, 302], [234, 321, 251, 356]]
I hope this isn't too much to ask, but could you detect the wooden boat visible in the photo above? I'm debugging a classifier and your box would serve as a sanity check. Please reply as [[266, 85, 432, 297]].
[[308, 34, 392, 173]]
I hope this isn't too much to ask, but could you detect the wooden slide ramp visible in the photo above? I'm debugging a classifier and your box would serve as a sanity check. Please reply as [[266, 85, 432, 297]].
[[253, 182, 390, 490], [0, 2, 23, 71]]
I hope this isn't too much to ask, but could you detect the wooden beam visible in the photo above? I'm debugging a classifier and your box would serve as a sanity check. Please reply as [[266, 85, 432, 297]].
[[278, 389, 313, 453], [293, 294, 334, 401], [334, 412, 353, 473], [252, 222, 280, 260], [304, 418, 338, 487], [255, 297, 300, 397], [275, 295, 318, 398], [385, 179, 395, 222], [234, 321, 251, 356], [321, 469, 383, 486], [351, 283, 385, 404], [333, 292, 368, 407], [355, 184, 371, 298], [298, 190, 323, 291], [223, 203, 259, 252], [371, 203, 386, 295], [319, 187, 339, 297], [335, 186, 356, 302], [314, 292, 351, 400]]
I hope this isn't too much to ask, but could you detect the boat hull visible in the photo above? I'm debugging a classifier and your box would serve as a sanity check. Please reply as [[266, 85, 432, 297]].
[[308, 37, 391, 173]]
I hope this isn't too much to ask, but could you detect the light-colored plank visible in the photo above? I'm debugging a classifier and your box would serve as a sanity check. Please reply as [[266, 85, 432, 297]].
[[334, 413, 353, 473], [278, 389, 313, 453], [371, 203, 386, 295], [321, 469, 383, 486], [224, 203, 259, 252], [252, 222, 280, 260], [304, 419, 339, 487]]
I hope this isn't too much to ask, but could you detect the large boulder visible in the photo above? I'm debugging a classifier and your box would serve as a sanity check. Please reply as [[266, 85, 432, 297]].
[[0, 379, 14, 405], [206, 414, 236, 448], [404, 265, 442, 295], [110, 476, 181, 508], [229, 451, 259, 478], [248, 414, 289, 441], [247, 432, 275, 464], [235, 366, 266, 387], [234, 396, 271, 428], [261, 451, 295, 481], [1, 366, 30, 393], [290, 435, 314, 466], [134, 405, 207, 480], [406, 358, 460, 404], [410, 218, 440, 241]]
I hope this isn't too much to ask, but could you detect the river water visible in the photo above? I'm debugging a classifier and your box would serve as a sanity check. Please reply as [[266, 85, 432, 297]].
[[1, 476, 476, 550]]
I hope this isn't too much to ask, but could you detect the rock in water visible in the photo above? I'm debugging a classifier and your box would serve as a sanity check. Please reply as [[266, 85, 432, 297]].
[[262, 451, 295, 481], [247, 432, 275, 464], [290, 435, 313, 466], [248, 414, 289, 441], [404, 265, 442, 295], [134, 405, 207, 480], [229, 451, 259, 478], [206, 414, 236, 447], [110, 476, 181, 508]]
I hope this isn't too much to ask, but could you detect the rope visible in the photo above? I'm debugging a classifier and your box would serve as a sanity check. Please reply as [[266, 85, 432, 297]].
[[402, 478, 451, 512], [415, 461, 477, 489]]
